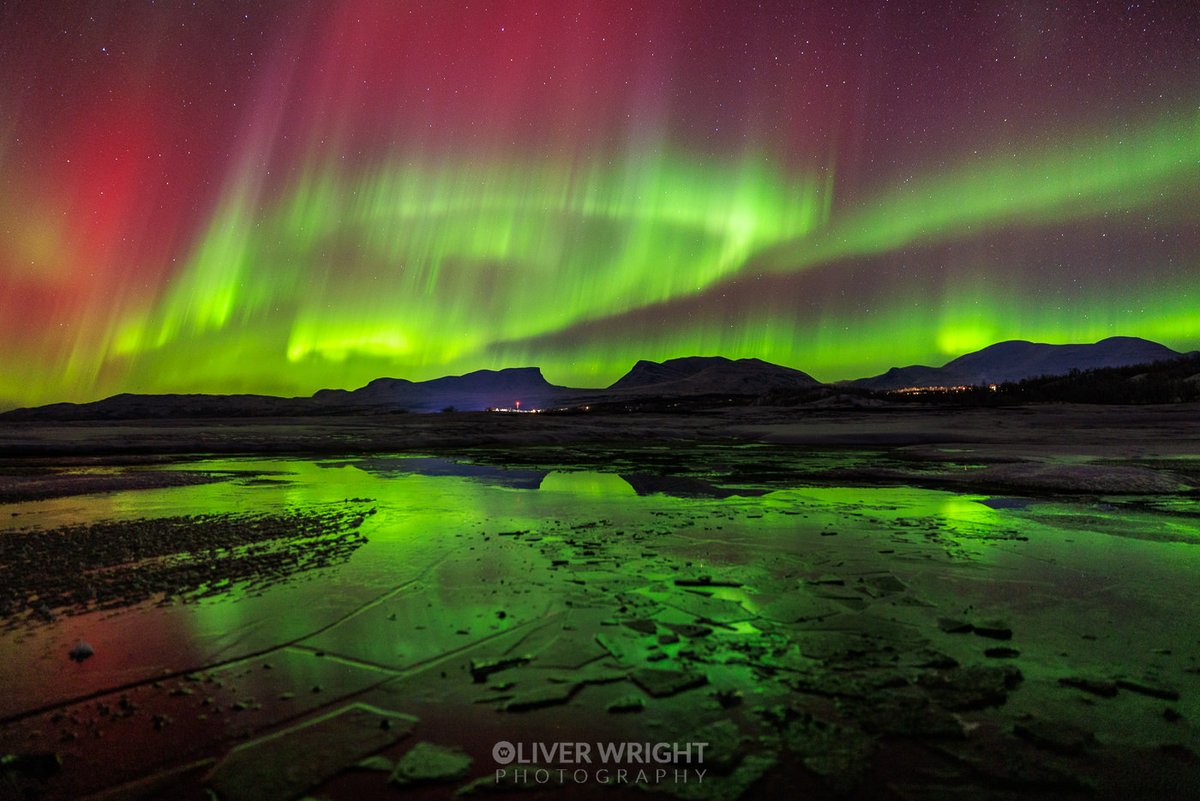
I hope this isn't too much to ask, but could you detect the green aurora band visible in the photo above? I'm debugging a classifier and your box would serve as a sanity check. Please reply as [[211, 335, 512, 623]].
[[112, 110, 1196, 391], [2, 2, 1199, 408], [4, 108, 1199, 405], [126, 148, 830, 369]]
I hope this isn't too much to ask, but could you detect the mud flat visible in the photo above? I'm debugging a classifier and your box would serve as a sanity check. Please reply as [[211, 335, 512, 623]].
[[0, 402, 1197, 457], [0, 410, 1197, 799]]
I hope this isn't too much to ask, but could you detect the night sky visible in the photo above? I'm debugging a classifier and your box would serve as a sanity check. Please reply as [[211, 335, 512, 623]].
[[0, 1, 1197, 406]]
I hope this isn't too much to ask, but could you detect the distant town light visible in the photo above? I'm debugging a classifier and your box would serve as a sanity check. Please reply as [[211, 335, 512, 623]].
[[889, 383, 999, 395]]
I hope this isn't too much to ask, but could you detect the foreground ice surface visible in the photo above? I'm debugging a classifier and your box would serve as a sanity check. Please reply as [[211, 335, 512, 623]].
[[0, 449, 1197, 800]]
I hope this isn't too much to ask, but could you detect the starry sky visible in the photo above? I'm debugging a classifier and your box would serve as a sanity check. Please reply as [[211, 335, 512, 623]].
[[0, 0, 1197, 406]]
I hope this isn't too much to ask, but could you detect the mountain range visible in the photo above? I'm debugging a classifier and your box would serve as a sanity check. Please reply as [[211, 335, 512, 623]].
[[311, 366, 571, 413], [1, 337, 1190, 420], [609, 356, 819, 395], [847, 336, 1182, 391]]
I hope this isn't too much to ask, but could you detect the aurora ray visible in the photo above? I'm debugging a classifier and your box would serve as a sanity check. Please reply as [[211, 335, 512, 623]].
[[0, 1, 1196, 406]]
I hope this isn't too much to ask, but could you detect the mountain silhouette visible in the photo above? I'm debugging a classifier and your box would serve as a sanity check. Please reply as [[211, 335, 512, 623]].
[[851, 336, 1181, 391], [312, 367, 569, 412], [1, 337, 1189, 420], [609, 356, 820, 395]]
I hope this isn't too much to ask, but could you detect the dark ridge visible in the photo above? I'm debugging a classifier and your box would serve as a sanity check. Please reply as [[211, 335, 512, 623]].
[[2, 338, 1192, 421], [850, 337, 1181, 391]]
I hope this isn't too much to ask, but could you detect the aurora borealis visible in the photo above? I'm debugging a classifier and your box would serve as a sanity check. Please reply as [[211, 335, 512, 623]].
[[0, 1, 1197, 407]]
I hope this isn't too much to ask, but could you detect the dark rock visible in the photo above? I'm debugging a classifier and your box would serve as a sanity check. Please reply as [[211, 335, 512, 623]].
[[622, 618, 657, 635], [1116, 679, 1180, 701], [984, 647, 1020, 659], [68, 639, 94, 662], [607, 696, 645, 713], [1058, 676, 1118, 697], [972, 620, 1013, 640], [674, 576, 743, 588], [469, 655, 531, 683]]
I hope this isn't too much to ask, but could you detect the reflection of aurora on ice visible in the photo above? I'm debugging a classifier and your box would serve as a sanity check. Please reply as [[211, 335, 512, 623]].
[[0, 449, 1197, 796]]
